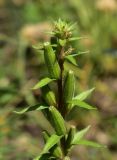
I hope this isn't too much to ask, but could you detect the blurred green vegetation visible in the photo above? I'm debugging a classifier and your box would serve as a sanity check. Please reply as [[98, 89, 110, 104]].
[[0, 0, 117, 159]]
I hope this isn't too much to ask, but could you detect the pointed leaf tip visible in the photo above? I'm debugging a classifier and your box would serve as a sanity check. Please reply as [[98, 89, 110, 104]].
[[77, 140, 107, 148], [65, 56, 78, 66], [69, 99, 97, 110], [32, 77, 55, 89], [72, 125, 91, 144], [14, 104, 48, 114], [42, 134, 62, 153], [74, 88, 95, 101], [67, 50, 89, 58]]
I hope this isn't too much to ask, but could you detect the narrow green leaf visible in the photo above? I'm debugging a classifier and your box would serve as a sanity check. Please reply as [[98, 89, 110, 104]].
[[50, 145, 63, 159], [14, 104, 48, 114], [65, 56, 78, 66], [42, 134, 61, 153], [76, 140, 106, 148], [66, 50, 89, 58], [42, 130, 50, 143], [42, 131, 63, 158], [33, 153, 51, 160], [32, 78, 55, 89], [70, 99, 96, 110], [68, 37, 88, 41], [72, 126, 91, 144], [74, 88, 95, 101], [67, 22, 77, 31]]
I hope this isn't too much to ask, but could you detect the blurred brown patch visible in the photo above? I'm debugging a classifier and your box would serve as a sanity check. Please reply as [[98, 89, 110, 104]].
[[21, 22, 52, 44], [96, 0, 117, 12], [92, 78, 117, 115]]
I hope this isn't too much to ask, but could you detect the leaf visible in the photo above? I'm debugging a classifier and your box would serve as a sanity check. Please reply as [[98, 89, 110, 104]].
[[59, 39, 66, 46], [50, 145, 63, 159], [32, 78, 55, 89], [68, 37, 88, 41], [66, 51, 89, 58], [14, 104, 48, 114], [42, 134, 62, 153], [74, 88, 95, 101], [76, 140, 106, 148], [67, 22, 77, 31], [72, 126, 91, 144], [65, 56, 78, 66], [33, 153, 51, 160], [69, 99, 96, 110], [42, 131, 63, 158]]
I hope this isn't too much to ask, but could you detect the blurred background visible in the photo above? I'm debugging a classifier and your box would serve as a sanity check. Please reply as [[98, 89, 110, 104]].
[[0, 0, 117, 159]]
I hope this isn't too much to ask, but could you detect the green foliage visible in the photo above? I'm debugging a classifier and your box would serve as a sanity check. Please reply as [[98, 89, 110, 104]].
[[69, 99, 96, 110], [75, 140, 106, 148], [72, 125, 91, 144], [49, 106, 66, 136], [42, 134, 62, 154], [32, 77, 55, 89], [41, 86, 56, 106], [44, 42, 61, 79], [63, 70, 75, 111], [14, 104, 48, 114], [15, 19, 105, 160], [65, 56, 78, 66], [42, 131, 63, 158], [74, 88, 95, 101]]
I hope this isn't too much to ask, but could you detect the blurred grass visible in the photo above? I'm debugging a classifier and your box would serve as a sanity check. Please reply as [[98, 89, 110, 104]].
[[0, 0, 117, 159]]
